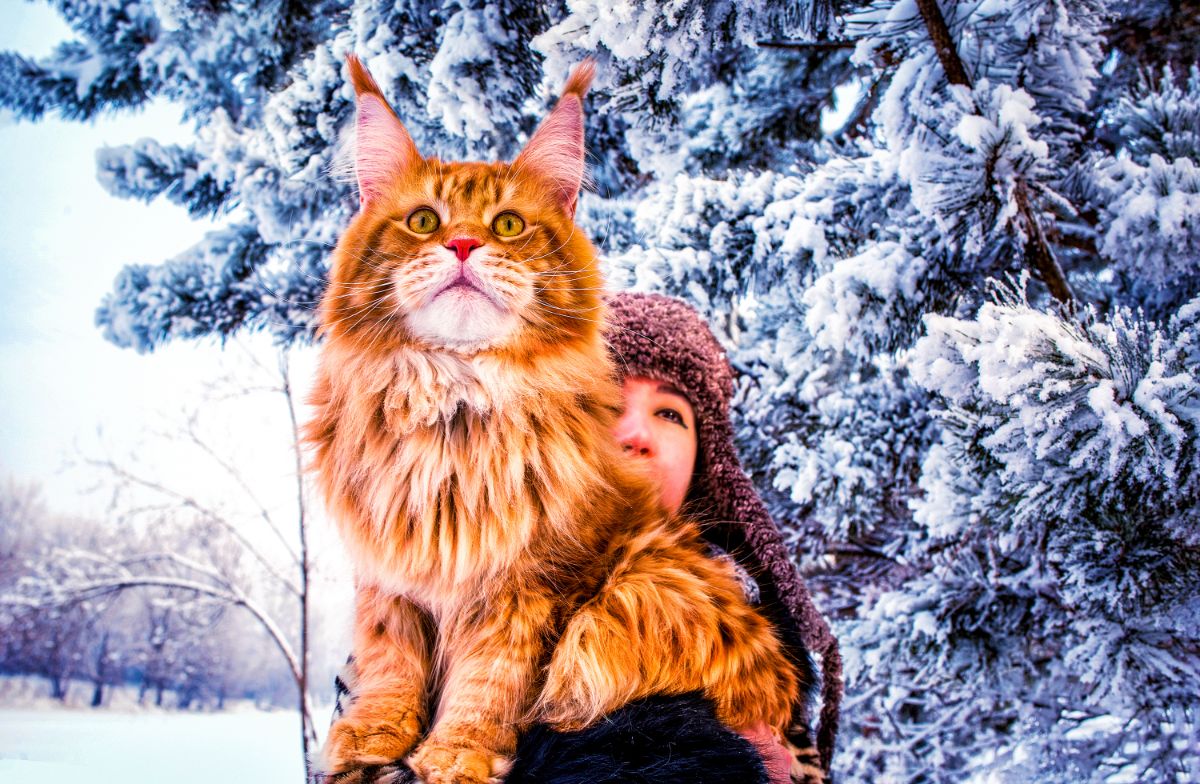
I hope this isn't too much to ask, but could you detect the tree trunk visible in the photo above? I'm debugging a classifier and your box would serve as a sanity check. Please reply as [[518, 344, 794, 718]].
[[1016, 185, 1076, 306], [914, 0, 973, 88], [282, 351, 318, 773], [90, 632, 109, 708]]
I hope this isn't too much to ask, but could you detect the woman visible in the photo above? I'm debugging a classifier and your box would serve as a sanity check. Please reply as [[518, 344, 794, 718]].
[[320, 292, 841, 784]]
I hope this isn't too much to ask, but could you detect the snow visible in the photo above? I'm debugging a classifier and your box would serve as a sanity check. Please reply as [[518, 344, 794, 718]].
[[953, 114, 993, 150], [803, 242, 929, 353], [820, 78, 864, 134], [0, 705, 306, 784], [1100, 155, 1200, 291], [71, 51, 105, 101], [426, 7, 511, 141]]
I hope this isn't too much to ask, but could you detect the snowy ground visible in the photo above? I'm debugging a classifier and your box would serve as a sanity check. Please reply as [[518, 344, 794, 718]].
[[0, 690, 308, 784]]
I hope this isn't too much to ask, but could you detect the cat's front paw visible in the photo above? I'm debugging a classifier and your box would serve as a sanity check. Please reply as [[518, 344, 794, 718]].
[[315, 709, 422, 775], [785, 740, 826, 784], [310, 762, 417, 784], [406, 739, 511, 784]]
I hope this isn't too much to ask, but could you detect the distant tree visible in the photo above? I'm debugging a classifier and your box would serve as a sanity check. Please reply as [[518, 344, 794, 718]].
[[0, 349, 317, 757], [0, 480, 46, 655], [0, 480, 116, 701]]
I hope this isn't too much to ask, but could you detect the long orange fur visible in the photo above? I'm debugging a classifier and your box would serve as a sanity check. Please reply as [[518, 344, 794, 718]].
[[306, 56, 801, 784]]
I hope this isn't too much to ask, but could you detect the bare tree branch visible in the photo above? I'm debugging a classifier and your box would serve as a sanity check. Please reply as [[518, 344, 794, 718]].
[[87, 458, 300, 596], [11, 560, 317, 749], [1015, 184, 1076, 306], [836, 69, 893, 141], [31, 575, 309, 717], [756, 39, 858, 51], [118, 551, 235, 588], [181, 413, 302, 567], [914, 0, 973, 88]]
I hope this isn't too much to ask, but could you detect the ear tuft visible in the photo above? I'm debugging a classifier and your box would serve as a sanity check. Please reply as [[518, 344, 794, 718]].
[[513, 60, 596, 219], [346, 54, 383, 98], [345, 54, 421, 208], [560, 59, 596, 101]]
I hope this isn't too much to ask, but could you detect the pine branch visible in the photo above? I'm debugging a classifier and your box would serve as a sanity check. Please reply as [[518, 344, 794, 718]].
[[1016, 185, 1076, 306], [837, 69, 893, 140], [756, 39, 858, 51], [914, 0, 1075, 306], [914, 0, 973, 89]]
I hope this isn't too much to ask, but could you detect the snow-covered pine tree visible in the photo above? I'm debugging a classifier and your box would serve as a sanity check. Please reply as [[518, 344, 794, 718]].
[[587, 0, 1200, 779], [5, 0, 1199, 780]]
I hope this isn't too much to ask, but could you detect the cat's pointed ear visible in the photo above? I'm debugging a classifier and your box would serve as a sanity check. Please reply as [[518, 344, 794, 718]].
[[347, 54, 421, 208], [514, 60, 595, 219]]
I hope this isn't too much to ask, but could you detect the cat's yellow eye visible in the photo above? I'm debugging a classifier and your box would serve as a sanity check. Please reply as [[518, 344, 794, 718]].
[[491, 211, 525, 237], [407, 207, 440, 234]]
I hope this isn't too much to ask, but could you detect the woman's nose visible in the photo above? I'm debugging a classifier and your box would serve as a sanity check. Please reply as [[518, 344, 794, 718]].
[[614, 411, 653, 456]]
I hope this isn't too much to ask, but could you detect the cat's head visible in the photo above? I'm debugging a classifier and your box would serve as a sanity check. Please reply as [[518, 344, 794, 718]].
[[320, 55, 602, 359]]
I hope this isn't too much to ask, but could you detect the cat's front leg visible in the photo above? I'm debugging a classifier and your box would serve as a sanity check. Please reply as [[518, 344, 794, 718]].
[[316, 585, 434, 776], [535, 524, 798, 736], [406, 589, 554, 784]]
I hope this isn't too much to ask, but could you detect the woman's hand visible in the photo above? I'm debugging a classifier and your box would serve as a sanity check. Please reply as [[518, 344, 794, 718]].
[[736, 722, 794, 784]]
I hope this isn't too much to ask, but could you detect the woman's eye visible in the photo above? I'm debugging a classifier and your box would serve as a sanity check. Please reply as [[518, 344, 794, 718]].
[[492, 211, 525, 237], [656, 408, 686, 427], [407, 208, 440, 234]]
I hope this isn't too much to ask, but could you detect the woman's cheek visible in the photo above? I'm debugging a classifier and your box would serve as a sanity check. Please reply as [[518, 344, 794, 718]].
[[655, 428, 698, 515]]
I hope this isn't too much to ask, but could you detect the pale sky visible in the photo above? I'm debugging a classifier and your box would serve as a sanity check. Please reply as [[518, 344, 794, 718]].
[[0, 2, 320, 529], [0, 5, 354, 669]]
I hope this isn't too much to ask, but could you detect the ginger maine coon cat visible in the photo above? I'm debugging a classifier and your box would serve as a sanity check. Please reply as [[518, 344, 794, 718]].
[[305, 56, 803, 783]]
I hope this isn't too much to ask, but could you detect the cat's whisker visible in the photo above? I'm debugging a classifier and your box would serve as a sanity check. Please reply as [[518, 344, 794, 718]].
[[326, 276, 396, 293], [240, 274, 326, 313], [320, 274, 395, 291], [311, 289, 398, 313], [356, 304, 403, 354], [316, 282, 403, 331], [533, 303, 606, 322], [362, 246, 427, 263], [604, 323, 670, 354], [318, 305, 377, 334], [522, 226, 577, 264], [533, 268, 585, 278], [534, 287, 609, 297], [284, 237, 342, 251]]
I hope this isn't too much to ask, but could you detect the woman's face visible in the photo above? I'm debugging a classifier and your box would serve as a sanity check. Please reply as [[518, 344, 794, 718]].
[[613, 375, 698, 515]]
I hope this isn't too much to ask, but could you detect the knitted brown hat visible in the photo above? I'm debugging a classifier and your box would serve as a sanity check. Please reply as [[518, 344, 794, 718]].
[[604, 291, 842, 773]]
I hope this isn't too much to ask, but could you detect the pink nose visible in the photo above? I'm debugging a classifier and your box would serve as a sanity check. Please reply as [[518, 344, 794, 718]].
[[446, 237, 482, 261]]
